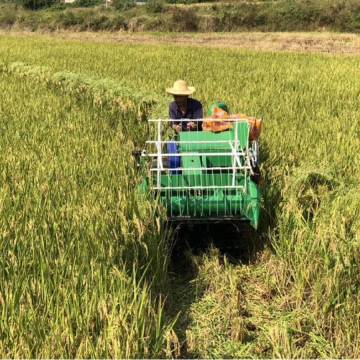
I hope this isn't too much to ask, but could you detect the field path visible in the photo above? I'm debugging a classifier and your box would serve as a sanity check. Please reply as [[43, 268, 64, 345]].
[[1, 30, 360, 55]]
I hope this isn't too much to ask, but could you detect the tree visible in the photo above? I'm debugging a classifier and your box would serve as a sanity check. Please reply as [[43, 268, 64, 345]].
[[18, 0, 58, 10]]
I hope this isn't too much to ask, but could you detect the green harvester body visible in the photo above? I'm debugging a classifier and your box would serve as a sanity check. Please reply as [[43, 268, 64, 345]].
[[142, 120, 261, 229]]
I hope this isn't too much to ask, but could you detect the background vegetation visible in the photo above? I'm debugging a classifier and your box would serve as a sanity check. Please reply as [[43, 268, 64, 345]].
[[0, 0, 360, 32], [0, 34, 359, 357]]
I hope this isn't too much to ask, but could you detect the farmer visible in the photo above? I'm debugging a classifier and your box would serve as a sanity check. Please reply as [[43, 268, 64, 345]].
[[167, 80, 203, 132]]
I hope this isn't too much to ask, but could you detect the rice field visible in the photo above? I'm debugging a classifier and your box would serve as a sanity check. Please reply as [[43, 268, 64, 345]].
[[0, 33, 360, 357]]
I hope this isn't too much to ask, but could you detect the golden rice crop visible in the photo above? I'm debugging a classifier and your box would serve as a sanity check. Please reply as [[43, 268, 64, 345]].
[[0, 33, 360, 357], [0, 74, 174, 358]]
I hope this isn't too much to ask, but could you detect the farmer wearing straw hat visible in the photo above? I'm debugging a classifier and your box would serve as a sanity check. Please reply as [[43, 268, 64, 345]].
[[167, 80, 203, 132]]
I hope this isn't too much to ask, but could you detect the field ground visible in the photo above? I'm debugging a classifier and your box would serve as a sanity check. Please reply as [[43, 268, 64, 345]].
[[2, 30, 360, 54], [0, 32, 360, 357]]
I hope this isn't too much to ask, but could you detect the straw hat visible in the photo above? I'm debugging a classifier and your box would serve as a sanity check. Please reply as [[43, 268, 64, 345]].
[[166, 80, 195, 96]]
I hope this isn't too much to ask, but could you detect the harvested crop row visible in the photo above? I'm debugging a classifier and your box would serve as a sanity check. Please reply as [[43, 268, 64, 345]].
[[0, 61, 157, 120]]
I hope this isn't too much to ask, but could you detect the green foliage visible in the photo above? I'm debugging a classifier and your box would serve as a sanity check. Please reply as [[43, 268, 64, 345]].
[[209, 0, 360, 32], [166, 0, 208, 3], [167, 6, 199, 31], [112, 0, 135, 11], [17, 0, 57, 10], [73, 0, 102, 8], [1, 0, 360, 32], [145, 0, 165, 13], [0, 6, 128, 31], [0, 4, 17, 25]]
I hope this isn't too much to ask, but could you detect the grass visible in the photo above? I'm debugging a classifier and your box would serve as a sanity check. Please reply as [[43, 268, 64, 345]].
[[0, 33, 360, 357]]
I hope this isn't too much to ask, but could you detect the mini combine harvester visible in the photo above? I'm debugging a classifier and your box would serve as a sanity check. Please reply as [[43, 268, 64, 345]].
[[139, 113, 262, 230]]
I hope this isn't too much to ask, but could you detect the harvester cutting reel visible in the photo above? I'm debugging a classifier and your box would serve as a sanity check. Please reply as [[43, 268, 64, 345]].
[[138, 118, 261, 232]]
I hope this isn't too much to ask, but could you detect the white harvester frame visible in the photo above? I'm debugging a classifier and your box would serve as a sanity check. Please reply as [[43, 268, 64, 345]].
[[141, 118, 258, 193]]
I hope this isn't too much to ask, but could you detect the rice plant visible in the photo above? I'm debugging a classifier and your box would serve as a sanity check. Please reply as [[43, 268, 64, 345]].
[[0, 74, 174, 358], [0, 33, 359, 357]]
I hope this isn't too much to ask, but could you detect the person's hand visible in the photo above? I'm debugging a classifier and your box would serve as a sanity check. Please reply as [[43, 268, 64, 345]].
[[187, 121, 196, 130], [173, 124, 182, 133]]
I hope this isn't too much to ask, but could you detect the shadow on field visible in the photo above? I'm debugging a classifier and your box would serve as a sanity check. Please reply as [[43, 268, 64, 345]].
[[171, 222, 263, 265], [167, 140, 275, 265], [166, 221, 264, 357]]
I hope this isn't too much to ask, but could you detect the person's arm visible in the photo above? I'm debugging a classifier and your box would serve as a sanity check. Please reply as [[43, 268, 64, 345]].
[[194, 103, 203, 119], [169, 103, 181, 132], [169, 103, 176, 119], [186, 101, 203, 131], [193, 102, 203, 130]]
